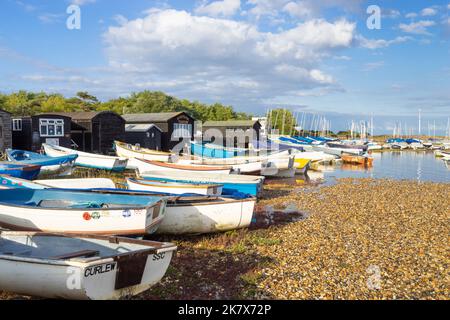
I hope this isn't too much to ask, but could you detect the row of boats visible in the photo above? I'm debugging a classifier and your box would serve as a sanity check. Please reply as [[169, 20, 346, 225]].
[[0, 138, 338, 300]]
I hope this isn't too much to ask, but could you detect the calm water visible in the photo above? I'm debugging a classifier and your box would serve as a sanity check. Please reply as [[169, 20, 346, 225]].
[[270, 151, 450, 185]]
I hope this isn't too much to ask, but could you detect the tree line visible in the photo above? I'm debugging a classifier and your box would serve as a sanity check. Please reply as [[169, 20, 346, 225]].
[[0, 90, 252, 122]]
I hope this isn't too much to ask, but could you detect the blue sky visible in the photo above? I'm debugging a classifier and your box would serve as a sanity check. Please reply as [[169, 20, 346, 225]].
[[0, 0, 449, 134]]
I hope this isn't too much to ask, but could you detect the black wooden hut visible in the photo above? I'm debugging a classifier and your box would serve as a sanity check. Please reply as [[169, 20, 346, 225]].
[[122, 112, 195, 152], [202, 120, 261, 149], [12, 114, 72, 152], [124, 123, 162, 150], [0, 109, 12, 152], [49, 111, 125, 154]]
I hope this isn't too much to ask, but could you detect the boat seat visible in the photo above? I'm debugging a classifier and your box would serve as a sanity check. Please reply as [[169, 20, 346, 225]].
[[52, 250, 100, 260]]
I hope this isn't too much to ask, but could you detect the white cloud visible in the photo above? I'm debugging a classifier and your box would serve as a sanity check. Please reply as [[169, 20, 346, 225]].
[[399, 20, 436, 35], [70, 0, 96, 5], [421, 7, 437, 16], [405, 12, 417, 19], [282, 1, 312, 18], [448, 4, 450, 9], [38, 13, 64, 24], [362, 61, 384, 71], [382, 9, 400, 19], [248, 0, 364, 19], [103, 9, 355, 105], [195, 0, 241, 17], [357, 35, 412, 49]]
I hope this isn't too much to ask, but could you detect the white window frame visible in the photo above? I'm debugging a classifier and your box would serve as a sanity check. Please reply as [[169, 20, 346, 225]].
[[39, 118, 64, 137], [12, 119, 22, 131], [173, 123, 192, 138]]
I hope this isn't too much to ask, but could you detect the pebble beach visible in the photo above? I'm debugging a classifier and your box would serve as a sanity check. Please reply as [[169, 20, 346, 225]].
[[1, 177, 448, 300]]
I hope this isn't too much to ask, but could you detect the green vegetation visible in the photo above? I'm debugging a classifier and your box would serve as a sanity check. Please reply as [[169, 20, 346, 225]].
[[268, 108, 297, 135], [0, 90, 252, 121]]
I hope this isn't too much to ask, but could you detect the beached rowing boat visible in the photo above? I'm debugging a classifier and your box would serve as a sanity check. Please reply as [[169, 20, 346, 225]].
[[114, 141, 173, 163], [126, 177, 223, 196], [132, 158, 232, 174], [0, 188, 166, 235], [43, 144, 128, 172], [138, 171, 264, 196], [0, 177, 254, 234], [0, 231, 176, 299], [6, 149, 77, 175]]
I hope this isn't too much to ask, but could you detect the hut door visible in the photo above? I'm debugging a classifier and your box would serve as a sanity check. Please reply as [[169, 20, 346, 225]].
[[92, 122, 100, 153]]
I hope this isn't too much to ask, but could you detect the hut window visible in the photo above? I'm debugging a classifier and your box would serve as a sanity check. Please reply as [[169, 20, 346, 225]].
[[12, 119, 22, 131], [40, 119, 64, 137], [0, 126, 2, 138], [173, 123, 192, 138]]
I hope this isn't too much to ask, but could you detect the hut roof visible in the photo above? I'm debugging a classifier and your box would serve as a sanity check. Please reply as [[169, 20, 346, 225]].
[[125, 124, 162, 132], [122, 112, 190, 123]]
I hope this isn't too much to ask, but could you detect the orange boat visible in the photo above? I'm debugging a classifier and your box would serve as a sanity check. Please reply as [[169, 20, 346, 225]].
[[341, 154, 373, 166]]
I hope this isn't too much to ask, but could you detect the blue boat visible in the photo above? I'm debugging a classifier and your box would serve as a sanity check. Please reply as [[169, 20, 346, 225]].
[[139, 171, 263, 196], [0, 162, 41, 180], [6, 149, 77, 174], [191, 141, 247, 158]]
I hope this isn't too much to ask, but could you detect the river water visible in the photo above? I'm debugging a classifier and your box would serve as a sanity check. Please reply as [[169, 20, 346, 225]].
[[275, 151, 450, 185]]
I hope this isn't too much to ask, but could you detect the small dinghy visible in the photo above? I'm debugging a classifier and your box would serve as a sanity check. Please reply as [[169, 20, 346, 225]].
[[43, 144, 128, 172], [126, 178, 223, 196], [0, 188, 167, 235], [0, 162, 41, 180], [341, 154, 373, 166], [0, 231, 176, 300], [6, 149, 77, 175], [83, 189, 256, 235], [138, 171, 264, 196], [131, 158, 232, 174], [0, 175, 117, 190], [0, 177, 254, 234], [114, 141, 173, 163]]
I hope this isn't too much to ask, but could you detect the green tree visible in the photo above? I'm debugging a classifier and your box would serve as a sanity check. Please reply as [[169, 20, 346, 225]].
[[268, 109, 297, 135]]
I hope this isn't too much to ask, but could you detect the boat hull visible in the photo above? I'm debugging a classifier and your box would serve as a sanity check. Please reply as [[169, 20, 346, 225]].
[[0, 232, 176, 300], [126, 178, 223, 196], [156, 198, 256, 234], [43, 144, 128, 172], [114, 141, 172, 163], [132, 158, 232, 174], [139, 171, 264, 196]]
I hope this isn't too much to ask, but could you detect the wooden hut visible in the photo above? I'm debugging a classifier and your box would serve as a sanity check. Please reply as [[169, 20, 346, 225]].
[[48, 111, 125, 154], [0, 109, 12, 152], [12, 114, 72, 152], [202, 120, 261, 149], [124, 123, 162, 150], [122, 112, 194, 152]]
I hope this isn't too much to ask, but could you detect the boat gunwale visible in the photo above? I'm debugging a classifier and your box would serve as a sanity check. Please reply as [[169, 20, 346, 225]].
[[0, 193, 165, 212], [0, 231, 177, 266], [127, 177, 223, 189], [135, 159, 232, 171]]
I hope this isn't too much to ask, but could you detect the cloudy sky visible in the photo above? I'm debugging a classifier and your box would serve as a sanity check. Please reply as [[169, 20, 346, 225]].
[[1, 0, 449, 134]]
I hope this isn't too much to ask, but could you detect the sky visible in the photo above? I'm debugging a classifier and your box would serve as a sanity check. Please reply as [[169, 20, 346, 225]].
[[0, 0, 449, 134]]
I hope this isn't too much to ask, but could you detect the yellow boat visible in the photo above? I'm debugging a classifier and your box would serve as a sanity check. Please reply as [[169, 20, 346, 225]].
[[294, 158, 311, 175]]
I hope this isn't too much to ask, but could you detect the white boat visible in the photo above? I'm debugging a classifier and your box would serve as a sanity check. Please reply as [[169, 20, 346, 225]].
[[138, 171, 264, 196], [114, 141, 173, 163], [0, 188, 166, 235], [132, 158, 232, 174], [409, 142, 424, 150], [0, 231, 176, 300], [157, 195, 256, 234], [0, 177, 255, 235], [313, 144, 364, 156], [43, 144, 128, 172], [126, 178, 223, 196]]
